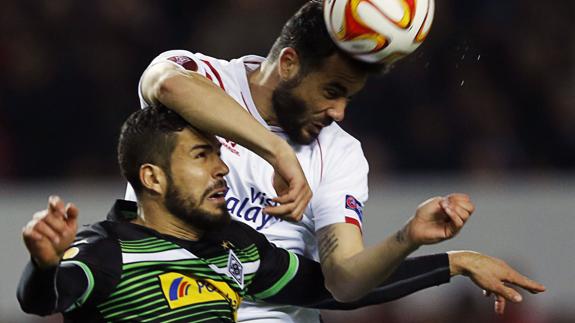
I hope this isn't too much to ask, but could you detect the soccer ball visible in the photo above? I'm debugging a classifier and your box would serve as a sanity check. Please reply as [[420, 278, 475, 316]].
[[324, 0, 435, 64]]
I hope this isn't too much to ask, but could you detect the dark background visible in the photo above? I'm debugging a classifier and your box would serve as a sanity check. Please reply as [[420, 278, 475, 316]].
[[1, 0, 573, 180]]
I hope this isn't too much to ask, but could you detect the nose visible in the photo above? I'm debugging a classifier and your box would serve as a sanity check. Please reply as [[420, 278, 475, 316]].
[[326, 98, 347, 122], [214, 156, 229, 178]]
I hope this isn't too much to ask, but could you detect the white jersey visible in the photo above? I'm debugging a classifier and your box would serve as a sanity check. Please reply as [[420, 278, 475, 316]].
[[127, 50, 369, 323]]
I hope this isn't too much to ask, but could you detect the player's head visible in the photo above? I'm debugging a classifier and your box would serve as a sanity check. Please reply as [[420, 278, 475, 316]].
[[117, 106, 230, 230], [266, 0, 383, 144]]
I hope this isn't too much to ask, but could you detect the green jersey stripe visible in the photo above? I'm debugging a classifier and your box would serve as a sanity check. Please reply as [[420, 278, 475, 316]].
[[118, 237, 159, 244], [99, 291, 163, 314], [99, 285, 158, 308], [115, 270, 163, 289], [108, 276, 159, 298], [141, 301, 231, 322], [252, 252, 299, 299], [62, 261, 95, 313], [121, 245, 182, 253], [120, 239, 176, 248], [102, 297, 166, 320]]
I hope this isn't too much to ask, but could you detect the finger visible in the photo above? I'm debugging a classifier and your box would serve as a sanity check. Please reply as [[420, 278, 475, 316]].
[[42, 211, 68, 235], [494, 284, 523, 303], [452, 199, 475, 214], [494, 295, 506, 315], [505, 271, 547, 293], [442, 204, 464, 228], [34, 220, 61, 245], [272, 191, 296, 205], [450, 204, 471, 223], [264, 204, 302, 222], [48, 195, 66, 216], [33, 210, 48, 221], [447, 193, 471, 202], [65, 203, 79, 223], [22, 222, 44, 241]]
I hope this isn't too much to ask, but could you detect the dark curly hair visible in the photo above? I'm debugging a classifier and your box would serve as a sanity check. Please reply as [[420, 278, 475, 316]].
[[267, 0, 385, 75], [117, 106, 190, 195]]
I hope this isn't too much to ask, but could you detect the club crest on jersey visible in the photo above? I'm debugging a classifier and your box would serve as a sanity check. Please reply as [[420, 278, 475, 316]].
[[227, 250, 244, 289], [345, 195, 363, 221]]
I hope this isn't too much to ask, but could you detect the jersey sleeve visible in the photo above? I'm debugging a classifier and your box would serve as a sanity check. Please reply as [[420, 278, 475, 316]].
[[238, 223, 331, 305], [311, 133, 369, 232], [17, 226, 122, 315], [138, 50, 213, 109]]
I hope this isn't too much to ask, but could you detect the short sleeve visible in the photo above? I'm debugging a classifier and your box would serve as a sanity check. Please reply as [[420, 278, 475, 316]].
[[138, 50, 209, 109], [311, 135, 369, 232]]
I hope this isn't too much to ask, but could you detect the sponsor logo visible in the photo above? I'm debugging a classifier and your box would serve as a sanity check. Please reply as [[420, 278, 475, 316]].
[[226, 187, 280, 231], [159, 273, 241, 312]]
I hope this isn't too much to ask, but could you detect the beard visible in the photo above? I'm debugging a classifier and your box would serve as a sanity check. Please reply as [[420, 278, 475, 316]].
[[271, 78, 317, 145], [164, 176, 231, 231]]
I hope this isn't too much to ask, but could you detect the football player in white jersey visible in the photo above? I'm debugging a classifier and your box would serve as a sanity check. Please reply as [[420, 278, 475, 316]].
[[127, 1, 545, 322]]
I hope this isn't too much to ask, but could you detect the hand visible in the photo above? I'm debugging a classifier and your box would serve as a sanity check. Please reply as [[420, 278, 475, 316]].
[[22, 196, 79, 269], [263, 144, 312, 222], [405, 193, 474, 245], [448, 251, 546, 315]]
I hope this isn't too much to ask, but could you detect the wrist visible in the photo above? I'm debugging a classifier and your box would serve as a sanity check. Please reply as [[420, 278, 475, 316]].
[[395, 226, 421, 252], [447, 250, 479, 276], [31, 257, 60, 271]]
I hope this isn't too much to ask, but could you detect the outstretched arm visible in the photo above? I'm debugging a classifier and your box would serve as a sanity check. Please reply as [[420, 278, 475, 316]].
[[318, 193, 474, 302], [315, 252, 545, 313]]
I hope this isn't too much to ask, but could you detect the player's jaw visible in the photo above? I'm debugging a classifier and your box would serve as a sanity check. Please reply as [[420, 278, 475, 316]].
[[164, 178, 231, 231], [272, 80, 332, 145]]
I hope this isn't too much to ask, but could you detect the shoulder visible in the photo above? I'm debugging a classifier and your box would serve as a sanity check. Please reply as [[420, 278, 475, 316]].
[[61, 221, 121, 267], [317, 123, 363, 154], [218, 220, 268, 249], [316, 123, 367, 168]]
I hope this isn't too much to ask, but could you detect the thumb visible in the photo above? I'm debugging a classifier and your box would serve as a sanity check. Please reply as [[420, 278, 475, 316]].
[[272, 172, 289, 196], [65, 203, 79, 224]]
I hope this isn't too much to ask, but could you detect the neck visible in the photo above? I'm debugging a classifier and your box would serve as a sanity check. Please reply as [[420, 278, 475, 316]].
[[132, 199, 203, 241], [247, 60, 280, 126]]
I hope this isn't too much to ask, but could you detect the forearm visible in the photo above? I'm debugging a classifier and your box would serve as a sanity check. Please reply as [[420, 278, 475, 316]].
[[17, 260, 87, 315], [321, 226, 420, 302], [17, 261, 59, 315], [149, 68, 289, 164], [315, 253, 450, 309]]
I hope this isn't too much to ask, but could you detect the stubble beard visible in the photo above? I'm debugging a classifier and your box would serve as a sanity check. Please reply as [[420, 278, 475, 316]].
[[271, 78, 317, 145], [164, 175, 231, 232]]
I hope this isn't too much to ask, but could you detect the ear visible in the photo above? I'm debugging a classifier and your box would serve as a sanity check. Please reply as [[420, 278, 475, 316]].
[[139, 164, 167, 196], [277, 47, 301, 81]]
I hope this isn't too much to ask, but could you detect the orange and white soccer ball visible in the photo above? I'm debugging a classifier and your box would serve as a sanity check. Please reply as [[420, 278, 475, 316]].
[[324, 0, 435, 64]]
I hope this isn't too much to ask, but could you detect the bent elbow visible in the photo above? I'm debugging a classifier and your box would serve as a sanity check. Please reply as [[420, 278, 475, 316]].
[[324, 267, 365, 303]]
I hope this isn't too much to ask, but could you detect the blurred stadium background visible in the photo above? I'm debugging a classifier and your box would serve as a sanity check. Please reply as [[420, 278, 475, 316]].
[[1, 0, 573, 322]]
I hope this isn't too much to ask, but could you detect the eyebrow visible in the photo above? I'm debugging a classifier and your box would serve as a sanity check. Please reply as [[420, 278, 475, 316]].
[[190, 144, 214, 151], [325, 82, 348, 95]]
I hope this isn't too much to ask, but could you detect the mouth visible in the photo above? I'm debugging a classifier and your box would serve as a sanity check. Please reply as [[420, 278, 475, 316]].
[[207, 187, 228, 203]]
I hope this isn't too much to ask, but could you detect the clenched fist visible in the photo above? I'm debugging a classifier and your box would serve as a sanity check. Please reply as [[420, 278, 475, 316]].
[[22, 196, 79, 269], [405, 193, 475, 246]]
